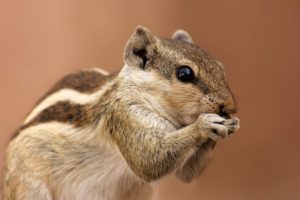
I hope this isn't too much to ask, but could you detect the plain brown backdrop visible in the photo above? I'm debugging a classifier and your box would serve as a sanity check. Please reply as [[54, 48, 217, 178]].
[[1, 1, 300, 200]]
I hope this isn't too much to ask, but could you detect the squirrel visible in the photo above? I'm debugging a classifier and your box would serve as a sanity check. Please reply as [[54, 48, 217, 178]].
[[4, 26, 240, 200]]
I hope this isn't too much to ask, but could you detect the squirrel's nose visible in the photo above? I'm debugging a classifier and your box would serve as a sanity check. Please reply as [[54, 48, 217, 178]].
[[220, 96, 238, 114]]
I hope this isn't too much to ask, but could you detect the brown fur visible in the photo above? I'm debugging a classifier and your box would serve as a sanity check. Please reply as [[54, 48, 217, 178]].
[[47, 70, 108, 94], [21, 101, 87, 129]]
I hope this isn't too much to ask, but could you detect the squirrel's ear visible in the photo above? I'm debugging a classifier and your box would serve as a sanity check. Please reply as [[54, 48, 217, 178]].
[[124, 26, 156, 69], [172, 30, 193, 43]]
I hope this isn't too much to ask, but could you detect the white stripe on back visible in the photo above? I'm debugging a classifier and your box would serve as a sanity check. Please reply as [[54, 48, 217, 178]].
[[90, 67, 110, 75], [23, 78, 116, 124]]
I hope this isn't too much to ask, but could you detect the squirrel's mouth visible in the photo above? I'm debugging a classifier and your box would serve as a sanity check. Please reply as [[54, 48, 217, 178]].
[[218, 104, 233, 119], [220, 111, 231, 119]]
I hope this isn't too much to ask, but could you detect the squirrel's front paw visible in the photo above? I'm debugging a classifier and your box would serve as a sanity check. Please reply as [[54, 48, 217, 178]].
[[197, 114, 239, 141]]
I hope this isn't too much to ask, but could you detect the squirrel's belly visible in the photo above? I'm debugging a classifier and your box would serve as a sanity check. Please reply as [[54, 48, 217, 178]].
[[6, 122, 152, 200]]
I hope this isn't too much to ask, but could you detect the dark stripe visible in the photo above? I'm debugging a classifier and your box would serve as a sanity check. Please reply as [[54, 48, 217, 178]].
[[47, 70, 108, 94], [21, 101, 89, 130]]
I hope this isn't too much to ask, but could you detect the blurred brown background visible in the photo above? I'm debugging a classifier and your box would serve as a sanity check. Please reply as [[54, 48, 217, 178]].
[[0, 1, 300, 200]]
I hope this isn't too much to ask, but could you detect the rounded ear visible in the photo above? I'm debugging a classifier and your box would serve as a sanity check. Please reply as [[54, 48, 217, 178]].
[[124, 26, 156, 68], [172, 30, 193, 43]]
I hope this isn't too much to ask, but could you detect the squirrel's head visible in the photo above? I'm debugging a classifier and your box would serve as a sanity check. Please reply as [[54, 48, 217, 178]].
[[122, 26, 237, 127]]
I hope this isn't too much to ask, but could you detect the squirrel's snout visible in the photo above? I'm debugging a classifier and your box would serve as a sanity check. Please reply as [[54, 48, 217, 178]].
[[223, 103, 238, 114], [219, 97, 238, 116]]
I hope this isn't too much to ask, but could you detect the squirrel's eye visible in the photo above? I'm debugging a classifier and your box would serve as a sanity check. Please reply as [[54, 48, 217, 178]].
[[176, 66, 195, 82]]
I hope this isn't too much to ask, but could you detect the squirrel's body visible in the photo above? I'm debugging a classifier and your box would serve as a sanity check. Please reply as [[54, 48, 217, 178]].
[[5, 69, 153, 200], [4, 27, 240, 200]]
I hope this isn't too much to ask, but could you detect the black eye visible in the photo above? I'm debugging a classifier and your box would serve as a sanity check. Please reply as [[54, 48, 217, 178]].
[[176, 66, 195, 82]]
